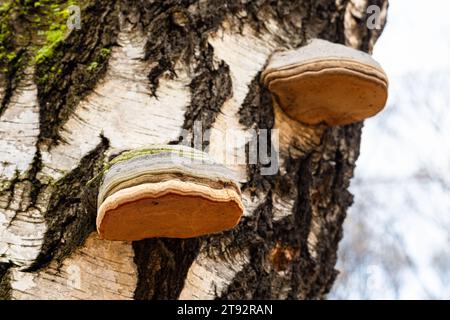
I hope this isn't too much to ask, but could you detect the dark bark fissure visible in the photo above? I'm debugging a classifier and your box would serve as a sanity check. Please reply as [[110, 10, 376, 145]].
[[185, 58, 232, 133], [218, 124, 363, 299], [0, 49, 26, 118], [0, 263, 11, 300], [133, 238, 202, 299], [0, 171, 20, 211], [36, 0, 120, 146], [28, 136, 110, 271], [0, 0, 30, 117]]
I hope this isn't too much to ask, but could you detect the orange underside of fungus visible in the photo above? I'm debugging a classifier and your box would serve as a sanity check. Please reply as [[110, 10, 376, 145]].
[[96, 145, 243, 241]]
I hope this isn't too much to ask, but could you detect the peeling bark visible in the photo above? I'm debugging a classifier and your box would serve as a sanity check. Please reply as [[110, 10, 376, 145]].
[[0, 0, 388, 300]]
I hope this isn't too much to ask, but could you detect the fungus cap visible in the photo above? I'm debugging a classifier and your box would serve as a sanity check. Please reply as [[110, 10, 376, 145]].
[[97, 145, 243, 240], [262, 39, 389, 126]]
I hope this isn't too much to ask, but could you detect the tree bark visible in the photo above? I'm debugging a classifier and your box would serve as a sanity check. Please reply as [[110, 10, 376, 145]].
[[0, 0, 388, 300]]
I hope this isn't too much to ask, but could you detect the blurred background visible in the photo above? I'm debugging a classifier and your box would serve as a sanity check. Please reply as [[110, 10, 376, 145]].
[[331, 0, 450, 299]]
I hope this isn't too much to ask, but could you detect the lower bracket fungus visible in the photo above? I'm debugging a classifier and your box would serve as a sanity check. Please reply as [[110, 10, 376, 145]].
[[262, 39, 389, 126], [96, 145, 244, 241]]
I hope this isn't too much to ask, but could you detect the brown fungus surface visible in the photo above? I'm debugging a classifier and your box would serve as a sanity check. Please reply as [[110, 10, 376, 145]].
[[262, 39, 389, 126]]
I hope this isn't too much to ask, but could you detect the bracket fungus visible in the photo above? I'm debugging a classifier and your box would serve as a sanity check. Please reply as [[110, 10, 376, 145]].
[[262, 39, 389, 126], [96, 145, 244, 241]]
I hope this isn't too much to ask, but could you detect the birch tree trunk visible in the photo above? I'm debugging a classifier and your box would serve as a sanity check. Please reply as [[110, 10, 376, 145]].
[[0, 0, 388, 300]]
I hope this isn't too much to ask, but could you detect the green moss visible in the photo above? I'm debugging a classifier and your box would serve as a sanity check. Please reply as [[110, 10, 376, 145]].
[[0, 0, 83, 66], [0, 51, 15, 64], [106, 146, 207, 169], [0, 0, 105, 76], [34, 24, 67, 64], [86, 146, 207, 187], [33, 1, 72, 64], [0, 2, 11, 12], [99, 47, 111, 57], [86, 61, 98, 71], [0, 0, 74, 74], [86, 48, 111, 72], [0, 1, 13, 68]]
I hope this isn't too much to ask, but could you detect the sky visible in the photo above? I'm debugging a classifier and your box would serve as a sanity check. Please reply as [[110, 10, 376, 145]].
[[333, 0, 450, 299], [373, 0, 450, 76]]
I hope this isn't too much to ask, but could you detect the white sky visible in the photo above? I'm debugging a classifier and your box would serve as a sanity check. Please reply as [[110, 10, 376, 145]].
[[340, 0, 450, 299], [373, 0, 450, 76]]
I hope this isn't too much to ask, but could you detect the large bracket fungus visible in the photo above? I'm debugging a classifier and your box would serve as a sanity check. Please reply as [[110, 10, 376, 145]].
[[262, 39, 389, 126], [96, 145, 243, 241]]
